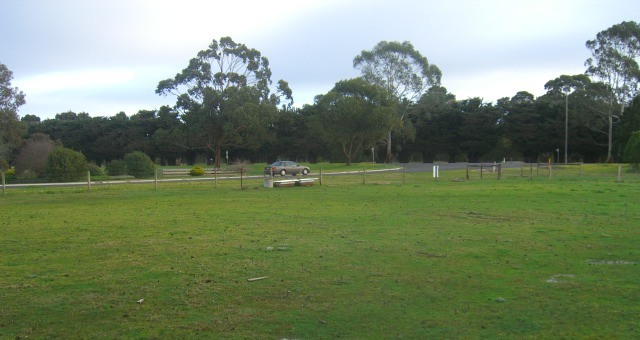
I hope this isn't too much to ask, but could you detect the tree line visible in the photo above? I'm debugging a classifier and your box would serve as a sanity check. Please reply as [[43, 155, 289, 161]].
[[2, 21, 640, 180]]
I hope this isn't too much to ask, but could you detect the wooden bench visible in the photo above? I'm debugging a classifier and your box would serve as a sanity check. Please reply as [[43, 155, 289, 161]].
[[273, 178, 316, 188]]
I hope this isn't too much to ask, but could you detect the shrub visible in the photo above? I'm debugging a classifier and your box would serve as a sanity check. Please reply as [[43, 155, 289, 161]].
[[0, 159, 10, 171], [45, 146, 87, 182], [123, 151, 155, 178], [105, 160, 126, 176], [189, 166, 205, 176], [3, 168, 16, 183], [230, 160, 250, 172], [86, 163, 104, 177], [17, 169, 38, 181]]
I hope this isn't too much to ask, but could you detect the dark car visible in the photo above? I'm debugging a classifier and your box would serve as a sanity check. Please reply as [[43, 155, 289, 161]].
[[264, 161, 310, 176]]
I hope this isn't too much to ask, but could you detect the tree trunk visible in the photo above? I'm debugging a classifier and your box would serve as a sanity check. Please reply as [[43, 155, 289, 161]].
[[564, 94, 569, 164], [213, 125, 224, 168], [607, 111, 613, 163], [385, 130, 392, 163]]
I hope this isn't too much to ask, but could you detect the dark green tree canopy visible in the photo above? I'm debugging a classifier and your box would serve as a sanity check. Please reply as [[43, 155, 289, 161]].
[[317, 78, 396, 165], [544, 74, 591, 96], [623, 131, 640, 170]]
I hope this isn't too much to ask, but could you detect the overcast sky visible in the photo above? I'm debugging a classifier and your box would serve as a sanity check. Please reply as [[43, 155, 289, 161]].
[[2, 0, 638, 119]]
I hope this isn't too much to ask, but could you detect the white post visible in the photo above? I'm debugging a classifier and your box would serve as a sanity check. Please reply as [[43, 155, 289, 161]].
[[402, 167, 406, 185], [87, 170, 91, 192], [154, 169, 158, 191], [433, 165, 439, 179], [618, 164, 622, 182]]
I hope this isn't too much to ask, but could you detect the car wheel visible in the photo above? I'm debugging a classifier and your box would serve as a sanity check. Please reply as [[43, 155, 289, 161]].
[[280, 169, 287, 176], [302, 168, 309, 175]]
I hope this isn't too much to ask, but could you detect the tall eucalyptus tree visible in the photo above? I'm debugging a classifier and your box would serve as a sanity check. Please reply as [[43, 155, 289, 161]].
[[156, 37, 291, 167], [585, 21, 640, 162], [354, 41, 441, 162]]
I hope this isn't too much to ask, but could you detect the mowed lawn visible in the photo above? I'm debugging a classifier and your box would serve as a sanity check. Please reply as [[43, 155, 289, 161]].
[[2, 170, 640, 338]]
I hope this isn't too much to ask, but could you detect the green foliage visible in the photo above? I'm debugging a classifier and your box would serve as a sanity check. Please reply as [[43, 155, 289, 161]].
[[17, 169, 38, 181], [623, 131, 640, 170], [189, 166, 205, 176], [45, 146, 87, 182], [0, 63, 27, 167], [156, 36, 284, 168], [3, 167, 16, 183], [0, 159, 9, 171], [105, 160, 126, 176], [585, 20, 640, 161], [318, 78, 395, 165], [123, 151, 155, 178], [86, 163, 104, 176], [354, 40, 442, 162], [353, 40, 441, 101]]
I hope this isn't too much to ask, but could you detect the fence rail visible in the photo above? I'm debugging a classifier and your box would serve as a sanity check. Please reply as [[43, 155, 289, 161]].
[[2, 163, 639, 196]]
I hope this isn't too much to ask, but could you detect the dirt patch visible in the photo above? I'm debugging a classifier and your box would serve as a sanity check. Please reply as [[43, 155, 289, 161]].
[[546, 274, 575, 283], [587, 260, 635, 265]]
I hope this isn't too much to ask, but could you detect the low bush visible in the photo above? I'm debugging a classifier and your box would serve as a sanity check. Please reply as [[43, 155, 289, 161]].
[[105, 160, 126, 176], [45, 146, 87, 182], [3, 168, 16, 183], [123, 151, 155, 178], [17, 169, 38, 181], [189, 166, 205, 176], [86, 163, 104, 177]]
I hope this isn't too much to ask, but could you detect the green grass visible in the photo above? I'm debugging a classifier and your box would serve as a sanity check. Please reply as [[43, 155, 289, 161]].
[[2, 168, 640, 338]]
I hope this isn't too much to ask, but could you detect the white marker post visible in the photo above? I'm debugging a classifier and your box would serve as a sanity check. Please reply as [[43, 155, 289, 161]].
[[433, 165, 439, 180]]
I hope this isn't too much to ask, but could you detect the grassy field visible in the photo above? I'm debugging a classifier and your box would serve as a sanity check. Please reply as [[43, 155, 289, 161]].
[[2, 167, 640, 338]]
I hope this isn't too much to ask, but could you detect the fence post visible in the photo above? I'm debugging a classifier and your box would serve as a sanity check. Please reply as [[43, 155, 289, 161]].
[[580, 163, 583, 176], [87, 170, 91, 192], [240, 168, 244, 189], [498, 163, 502, 180], [2, 171, 5, 197], [520, 163, 523, 177], [154, 169, 158, 191], [530, 162, 533, 180], [480, 164, 483, 179], [320, 167, 323, 186], [466, 163, 469, 180], [214, 168, 218, 189], [402, 166, 406, 185], [617, 164, 622, 182]]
